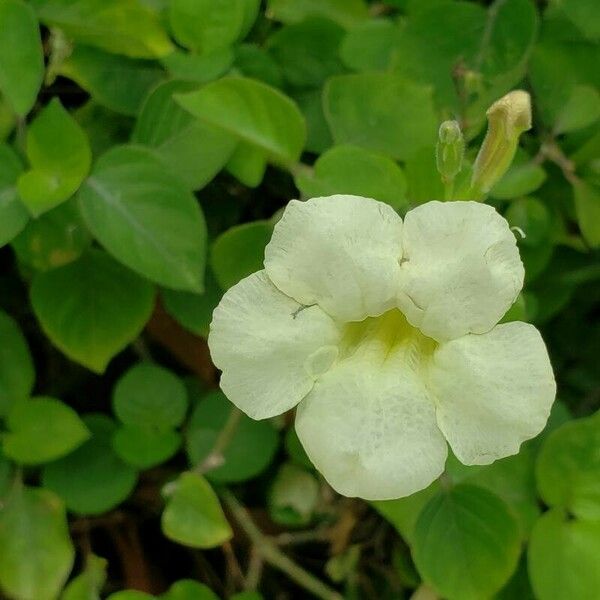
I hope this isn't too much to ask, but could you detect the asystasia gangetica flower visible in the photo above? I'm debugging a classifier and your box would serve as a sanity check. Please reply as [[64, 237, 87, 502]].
[[208, 195, 556, 500]]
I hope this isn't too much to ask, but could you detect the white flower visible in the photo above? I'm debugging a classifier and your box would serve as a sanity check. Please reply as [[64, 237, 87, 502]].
[[208, 195, 556, 501]]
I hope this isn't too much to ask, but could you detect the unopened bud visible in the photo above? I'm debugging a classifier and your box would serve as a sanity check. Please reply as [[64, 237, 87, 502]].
[[471, 90, 532, 194], [436, 120, 465, 182]]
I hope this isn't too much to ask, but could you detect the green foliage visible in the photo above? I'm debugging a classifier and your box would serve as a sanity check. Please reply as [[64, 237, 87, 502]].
[[0, 1, 598, 597]]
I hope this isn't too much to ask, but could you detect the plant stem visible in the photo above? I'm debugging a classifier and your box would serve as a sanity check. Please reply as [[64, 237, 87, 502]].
[[195, 406, 243, 474], [221, 490, 343, 600], [443, 178, 455, 201]]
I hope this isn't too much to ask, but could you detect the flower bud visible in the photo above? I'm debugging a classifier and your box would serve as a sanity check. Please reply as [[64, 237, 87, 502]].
[[471, 90, 532, 194], [436, 120, 465, 182]]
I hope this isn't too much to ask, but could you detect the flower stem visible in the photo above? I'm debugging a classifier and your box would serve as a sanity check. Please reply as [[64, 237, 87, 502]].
[[195, 406, 243, 474], [221, 489, 343, 600]]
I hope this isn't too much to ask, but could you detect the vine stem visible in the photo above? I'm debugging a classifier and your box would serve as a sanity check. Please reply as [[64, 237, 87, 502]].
[[221, 490, 343, 600]]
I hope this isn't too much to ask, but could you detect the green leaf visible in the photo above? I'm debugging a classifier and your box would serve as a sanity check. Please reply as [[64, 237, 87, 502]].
[[160, 48, 234, 84], [78, 145, 207, 292], [73, 101, 131, 158], [60, 46, 164, 116], [266, 0, 368, 29], [234, 44, 283, 89], [161, 472, 232, 549], [113, 362, 188, 431], [505, 197, 551, 247], [42, 414, 138, 515], [112, 425, 181, 469], [0, 486, 74, 600], [176, 76, 306, 168], [0, 0, 43, 115], [31, 0, 173, 58], [17, 99, 91, 217], [31, 249, 155, 373], [161, 270, 222, 338], [61, 554, 106, 600], [491, 158, 547, 201], [210, 221, 272, 290], [340, 19, 402, 72], [168, 0, 259, 54], [573, 180, 600, 247], [0, 309, 34, 416], [269, 463, 319, 527], [536, 412, 600, 520], [296, 145, 408, 210], [323, 73, 438, 160], [412, 484, 521, 600], [12, 199, 92, 271], [267, 17, 345, 88], [556, 0, 600, 41], [0, 143, 28, 247], [186, 390, 279, 483], [161, 579, 219, 600], [554, 85, 600, 134], [528, 509, 600, 600], [404, 146, 444, 204], [293, 89, 333, 154], [107, 592, 153, 600], [225, 142, 267, 187], [3, 397, 90, 465], [132, 80, 236, 190]]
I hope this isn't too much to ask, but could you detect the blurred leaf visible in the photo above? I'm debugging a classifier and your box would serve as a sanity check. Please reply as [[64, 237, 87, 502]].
[[162, 270, 222, 338], [491, 162, 547, 200], [73, 102, 132, 158], [3, 397, 89, 465], [0, 143, 28, 247], [269, 463, 319, 526], [324, 73, 438, 160], [573, 179, 600, 247], [495, 555, 535, 600], [267, 17, 345, 88], [160, 48, 234, 84], [0, 309, 34, 417], [168, 0, 259, 54], [176, 76, 306, 168], [405, 146, 444, 204], [186, 390, 279, 483], [554, 85, 600, 134], [112, 425, 181, 469], [12, 199, 92, 271], [60, 46, 164, 116], [17, 99, 91, 217], [133, 80, 237, 190], [505, 197, 551, 247], [291, 89, 333, 154], [161, 579, 220, 600], [536, 411, 600, 520], [31, 0, 173, 58], [78, 145, 207, 292], [225, 141, 267, 187], [210, 221, 272, 290], [0, 485, 74, 600], [412, 485, 521, 600], [234, 44, 283, 89], [61, 554, 107, 600], [107, 592, 153, 600], [326, 545, 360, 584], [340, 19, 402, 72], [266, 0, 368, 29], [113, 362, 188, 431], [284, 427, 313, 470], [42, 414, 138, 515], [0, 0, 43, 115], [528, 508, 600, 600], [296, 145, 408, 210], [30, 250, 155, 373], [553, 0, 600, 41], [229, 593, 264, 600], [162, 472, 232, 548]]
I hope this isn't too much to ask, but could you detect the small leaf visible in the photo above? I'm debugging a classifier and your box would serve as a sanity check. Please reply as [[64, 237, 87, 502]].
[[79, 145, 207, 292], [161, 579, 220, 600], [269, 463, 319, 526], [3, 397, 89, 465], [0, 143, 28, 247], [505, 197, 551, 247], [266, 0, 369, 29], [31, 249, 155, 373], [528, 509, 600, 600], [112, 425, 181, 470], [61, 554, 106, 600], [296, 144, 408, 210], [31, 0, 173, 59], [176, 76, 306, 168], [573, 179, 600, 247], [0, 309, 34, 416], [225, 141, 267, 187], [18, 99, 91, 216], [42, 414, 138, 515], [324, 73, 438, 160], [536, 411, 600, 520], [186, 391, 279, 483], [0, 0, 44, 115], [554, 84, 600, 134], [340, 19, 402, 72], [412, 484, 521, 600], [491, 162, 547, 200], [162, 472, 232, 549], [210, 221, 273, 290], [112, 362, 188, 431], [0, 485, 74, 600]]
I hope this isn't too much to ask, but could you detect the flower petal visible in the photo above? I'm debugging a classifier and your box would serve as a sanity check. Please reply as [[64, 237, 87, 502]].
[[398, 201, 524, 341], [429, 322, 556, 465], [208, 270, 341, 419], [295, 348, 447, 500], [264, 195, 403, 322]]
